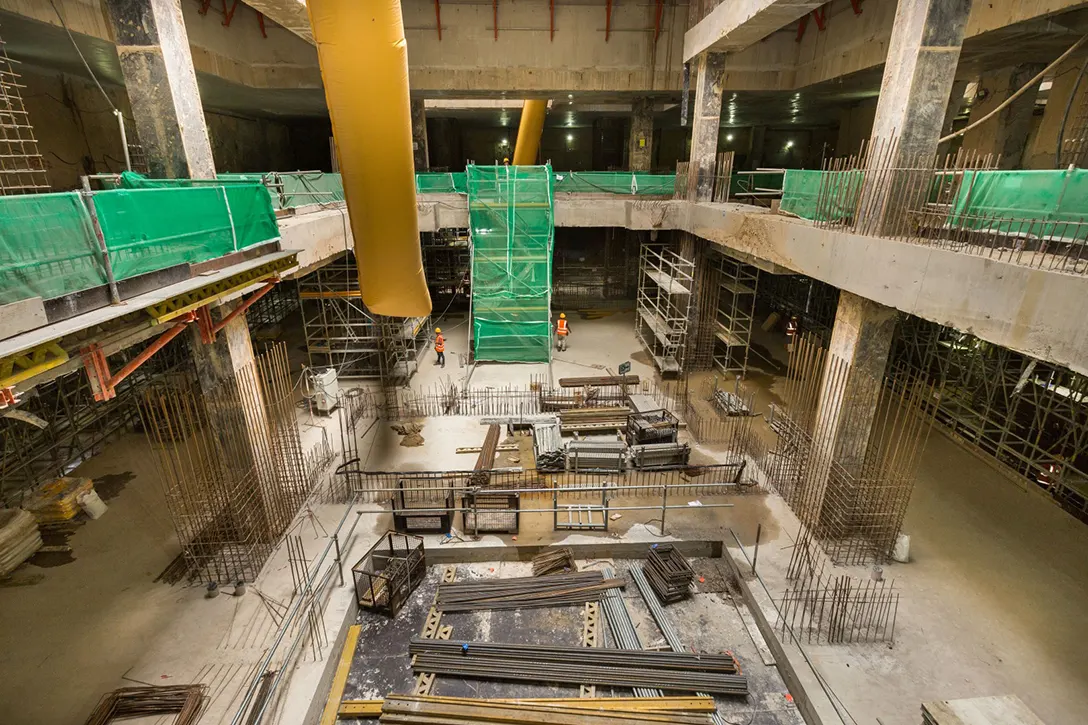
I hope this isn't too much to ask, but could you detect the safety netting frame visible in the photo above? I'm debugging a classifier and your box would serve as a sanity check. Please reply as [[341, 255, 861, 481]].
[[466, 164, 555, 363]]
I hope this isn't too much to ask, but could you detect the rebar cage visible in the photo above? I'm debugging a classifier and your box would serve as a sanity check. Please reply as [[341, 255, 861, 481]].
[[351, 532, 425, 616]]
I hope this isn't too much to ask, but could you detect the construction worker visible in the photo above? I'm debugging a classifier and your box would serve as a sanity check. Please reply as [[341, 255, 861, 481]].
[[503, 157, 510, 166], [434, 327, 445, 368], [554, 313, 570, 351]]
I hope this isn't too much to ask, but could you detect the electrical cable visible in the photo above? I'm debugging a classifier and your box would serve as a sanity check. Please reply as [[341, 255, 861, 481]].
[[941, 34, 1088, 144], [49, 0, 117, 114]]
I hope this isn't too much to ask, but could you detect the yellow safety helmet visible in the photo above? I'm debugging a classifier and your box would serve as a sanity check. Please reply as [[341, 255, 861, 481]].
[[435, 327, 442, 333], [559, 313, 566, 319]]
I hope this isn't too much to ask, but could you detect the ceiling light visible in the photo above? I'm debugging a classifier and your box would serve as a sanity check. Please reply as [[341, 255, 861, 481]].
[[500, 138, 508, 146], [568, 94, 573, 99], [785, 140, 795, 149], [567, 133, 574, 142], [726, 133, 734, 142]]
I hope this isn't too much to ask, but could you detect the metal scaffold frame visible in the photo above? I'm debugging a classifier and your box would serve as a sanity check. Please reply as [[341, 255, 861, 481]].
[[713, 253, 758, 376], [422, 230, 471, 308], [635, 246, 694, 374], [0, 34, 49, 195], [299, 252, 430, 381], [889, 316, 1088, 523]]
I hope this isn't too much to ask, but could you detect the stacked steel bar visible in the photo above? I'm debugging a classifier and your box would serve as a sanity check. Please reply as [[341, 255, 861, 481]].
[[469, 424, 502, 487], [567, 440, 627, 472], [600, 565, 660, 698], [713, 389, 752, 416], [644, 544, 695, 603], [627, 410, 679, 445], [532, 419, 565, 471], [408, 639, 748, 696], [560, 406, 630, 433], [379, 695, 713, 725], [558, 375, 641, 387], [532, 547, 576, 576], [435, 572, 623, 612], [629, 442, 691, 469]]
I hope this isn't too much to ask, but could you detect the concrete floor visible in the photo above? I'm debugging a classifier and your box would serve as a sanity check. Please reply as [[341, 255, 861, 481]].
[[2, 313, 1087, 725]]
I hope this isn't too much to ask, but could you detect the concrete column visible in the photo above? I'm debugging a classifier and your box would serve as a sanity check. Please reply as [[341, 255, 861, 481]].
[[686, 52, 726, 201], [963, 64, 1045, 169], [411, 98, 430, 171], [870, 0, 972, 164], [629, 98, 654, 171], [103, 0, 214, 179], [748, 125, 765, 169], [806, 292, 898, 531], [935, 79, 969, 158]]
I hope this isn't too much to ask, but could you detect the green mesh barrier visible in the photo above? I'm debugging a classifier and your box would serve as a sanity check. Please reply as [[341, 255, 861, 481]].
[[0, 192, 106, 305], [945, 169, 1088, 236], [730, 171, 784, 199], [553, 171, 676, 195], [93, 185, 279, 280], [276, 172, 345, 208], [780, 169, 864, 221], [417, 172, 467, 194], [467, 164, 554, 362]]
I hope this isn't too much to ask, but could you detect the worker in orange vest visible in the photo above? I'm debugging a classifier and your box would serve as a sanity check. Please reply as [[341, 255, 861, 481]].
[[434, 327, 445, 368], [554, 313, 571, 351]]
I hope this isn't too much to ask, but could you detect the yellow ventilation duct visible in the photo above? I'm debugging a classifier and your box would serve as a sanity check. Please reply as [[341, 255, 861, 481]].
[[306, 0, 431, 317], [512, 100, 547, 165]]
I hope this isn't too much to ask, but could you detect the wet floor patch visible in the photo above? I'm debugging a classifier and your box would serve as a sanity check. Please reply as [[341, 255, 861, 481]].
[[94, 471, 135, 502]]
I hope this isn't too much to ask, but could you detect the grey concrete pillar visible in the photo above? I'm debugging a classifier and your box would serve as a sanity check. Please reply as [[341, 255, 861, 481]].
[[748, 125, 765, 169], [805, 292, 898, 532], [936, 79, 969, 158], [629, 98, 654, 171], [870, 0, 971, 163], [686, 52, 726, 201], [411, 98, 430, 171], [103, 0, 214, 179]]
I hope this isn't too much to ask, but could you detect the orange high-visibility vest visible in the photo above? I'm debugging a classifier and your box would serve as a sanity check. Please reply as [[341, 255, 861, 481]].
[[435, 335, 445, 352], [556, 319, 569, 336]]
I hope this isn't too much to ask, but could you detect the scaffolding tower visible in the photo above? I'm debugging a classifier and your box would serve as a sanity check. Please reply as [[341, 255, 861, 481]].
[[713, 254, 759, 375], [0, 32, 48, 194], [422, 229, 471, 309], [299, 253, 429, 381], [635, 246, 693, 374]]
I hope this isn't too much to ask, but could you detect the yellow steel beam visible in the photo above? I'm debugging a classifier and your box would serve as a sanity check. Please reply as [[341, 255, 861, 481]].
[[0, 341, 69, 388], [337, 696, 717, 718], [146, 255, 297, 324], [320, 624, 362, 725]]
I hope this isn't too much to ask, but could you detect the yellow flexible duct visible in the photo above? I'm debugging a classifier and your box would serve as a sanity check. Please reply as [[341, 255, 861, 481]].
[[306, 0, 431, 317], [512, 100, 547, 165]]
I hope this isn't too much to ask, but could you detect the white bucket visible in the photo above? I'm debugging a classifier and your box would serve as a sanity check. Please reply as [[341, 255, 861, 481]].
[[77, 489, 108, 520], [892, 532, 911, 563]]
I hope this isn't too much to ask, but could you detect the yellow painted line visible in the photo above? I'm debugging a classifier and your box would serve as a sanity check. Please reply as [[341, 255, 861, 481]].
[[321, 624, 362, 725], [337, 696, 716, 718]]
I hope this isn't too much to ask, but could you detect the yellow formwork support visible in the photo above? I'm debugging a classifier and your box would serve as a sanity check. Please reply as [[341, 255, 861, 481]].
[[320, 624, 362, 725], [0, 340, 69, 388], [145, 255, 296, 324]]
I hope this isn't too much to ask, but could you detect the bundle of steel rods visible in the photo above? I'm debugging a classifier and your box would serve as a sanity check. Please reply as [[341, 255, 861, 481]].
[[379, 695, 713, 725], [560, 406, 630, 433], [408, 639, 748, 696], [532, 419, 565, 471], [532, 547, 577, 576], [435, 572, 623, 611], [558, 375, 641, 388], [83, 685, 206, 725], [644, 544, 695, 603], [469, 424, 501, 486], [600, 565, 659, 697]]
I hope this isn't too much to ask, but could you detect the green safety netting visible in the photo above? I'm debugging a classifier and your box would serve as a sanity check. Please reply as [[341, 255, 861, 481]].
[[945, 169, 1088, 236], [467, 164, 555, 362], [416, 172, 467, 194], [0, 192, 106, 305], [94, 185, 279, 279], [276, 172, 345, 208], [731, 171, 784, 198], [553, 171, 676, 195], [780, 169, 864, 221]]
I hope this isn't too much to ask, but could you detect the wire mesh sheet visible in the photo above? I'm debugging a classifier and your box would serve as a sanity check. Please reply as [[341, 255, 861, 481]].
[[467, 164, 555, 362]]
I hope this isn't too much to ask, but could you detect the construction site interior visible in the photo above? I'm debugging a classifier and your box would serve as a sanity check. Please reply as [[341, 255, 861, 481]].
[[4, 2, 1088, 725]]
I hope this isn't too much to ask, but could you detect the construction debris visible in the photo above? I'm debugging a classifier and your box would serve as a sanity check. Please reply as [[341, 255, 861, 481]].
[[558, 374, 640, 388], [23, 477, 94, 524], [644, 544, 696, 603], [435, 572, 622, 611], [560, 406, 630, 433], [391, 422, 425, 447], [379, 695, 714, 725], [713, 389, 752, 416], [408, 638, 747, 695], [0, 509, 42, 577], [82, 685, 206, 725], [532, 547, 577, 576]]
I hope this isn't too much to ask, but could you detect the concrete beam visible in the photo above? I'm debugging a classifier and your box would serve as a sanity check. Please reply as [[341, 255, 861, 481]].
[[684, 0, 824, 61]]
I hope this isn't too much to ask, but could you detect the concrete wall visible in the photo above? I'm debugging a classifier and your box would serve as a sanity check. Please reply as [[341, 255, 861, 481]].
[[401, 0, 688, 92], [206, 113, 293, 173], [835, 98, 877, 156]]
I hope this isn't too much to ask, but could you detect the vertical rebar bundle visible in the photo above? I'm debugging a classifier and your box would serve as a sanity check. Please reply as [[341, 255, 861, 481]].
[[764, 334, 937, 564], [139, 344, 311, 583]]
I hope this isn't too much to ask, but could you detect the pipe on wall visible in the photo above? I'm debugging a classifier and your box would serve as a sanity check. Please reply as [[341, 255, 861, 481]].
[[512, 100, 547, 165], [306, 0, 431, 317]]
